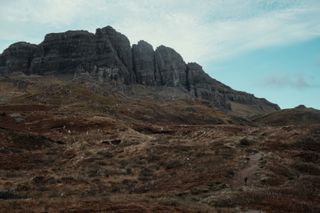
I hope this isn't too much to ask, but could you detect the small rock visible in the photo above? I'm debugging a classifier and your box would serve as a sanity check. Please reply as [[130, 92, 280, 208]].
[[9, 113, 25, 123], [31, 176, 46, 184], [0, 190, 20, 200], [240, 138, 255, 146]]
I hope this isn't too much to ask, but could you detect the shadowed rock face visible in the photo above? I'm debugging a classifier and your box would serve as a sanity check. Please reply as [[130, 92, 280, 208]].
[[98, 26, 135, 83], [132, 40, 157, 85], [155, 45, 187, 87], [102, 27, 133, 72], [94, 27, 132, 84], [0, 42, 38, 75], [31, 31, 96, 75], [187, 62, 231, 109], [185, 62, 280, 112], [0, 26, 280, 115]]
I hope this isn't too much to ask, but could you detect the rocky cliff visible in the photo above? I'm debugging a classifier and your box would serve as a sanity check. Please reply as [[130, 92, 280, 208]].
[[0, 26, 280, 115], [132, 40, 157, 85]]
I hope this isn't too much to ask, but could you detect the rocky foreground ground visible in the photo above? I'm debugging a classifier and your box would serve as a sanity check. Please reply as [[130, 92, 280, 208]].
[[0, 75, 319, 212]]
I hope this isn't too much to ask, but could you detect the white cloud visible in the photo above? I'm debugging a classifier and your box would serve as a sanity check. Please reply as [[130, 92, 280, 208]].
[[0, 0, 320, 64], [262, 74, 315, 90]]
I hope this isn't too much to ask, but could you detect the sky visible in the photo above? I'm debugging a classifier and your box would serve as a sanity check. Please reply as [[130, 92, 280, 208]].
[[0, 0, 319, 109]]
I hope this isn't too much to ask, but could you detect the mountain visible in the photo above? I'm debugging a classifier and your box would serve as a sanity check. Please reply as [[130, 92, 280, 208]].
[[0, 26, 279, 116], [0, 26, 319, 212]]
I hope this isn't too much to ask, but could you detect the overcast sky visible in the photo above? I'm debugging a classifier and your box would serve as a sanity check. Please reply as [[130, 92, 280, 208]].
[[0, 0, 319, 109]]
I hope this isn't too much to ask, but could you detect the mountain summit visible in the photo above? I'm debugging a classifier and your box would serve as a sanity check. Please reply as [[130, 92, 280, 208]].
[[0, 26, 279, 116]]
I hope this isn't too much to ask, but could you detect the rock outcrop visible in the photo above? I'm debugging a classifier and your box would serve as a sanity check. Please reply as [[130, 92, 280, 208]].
[[186, 62, 231, 109], [132, 40, 157, 85], [0, 26, 280, 115], [0, 42, 38, 75], [102, 27, 133, 72], [155, 45, 187, 87], [94, 27, 132, 84], [31, 31, 96, 75], [97, 26, 135, 83]]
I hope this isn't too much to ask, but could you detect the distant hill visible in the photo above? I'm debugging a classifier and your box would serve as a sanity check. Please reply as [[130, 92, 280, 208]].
[[253, 105, 320, 126]]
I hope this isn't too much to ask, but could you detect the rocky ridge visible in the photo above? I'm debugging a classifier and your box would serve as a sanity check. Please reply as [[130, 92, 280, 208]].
[[0, 26, 280, 115]]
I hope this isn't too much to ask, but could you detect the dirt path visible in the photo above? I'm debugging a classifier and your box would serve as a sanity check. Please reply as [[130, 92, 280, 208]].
[[231, 152, 262, 187]]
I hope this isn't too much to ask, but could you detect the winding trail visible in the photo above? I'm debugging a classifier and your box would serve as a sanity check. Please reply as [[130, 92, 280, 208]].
[[232, 152, 262, 187]]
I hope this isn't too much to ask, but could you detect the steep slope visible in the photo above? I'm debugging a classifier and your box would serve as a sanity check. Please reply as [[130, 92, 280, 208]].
[[0, 26, 280, 116]]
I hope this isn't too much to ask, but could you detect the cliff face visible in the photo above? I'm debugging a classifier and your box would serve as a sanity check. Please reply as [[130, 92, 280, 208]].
[[0, 26, 280, 115], [132, 40, 157, 85], [0, 42, 38, 75], [30, 31, 96, 75], [155, 45, 187, 87]]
